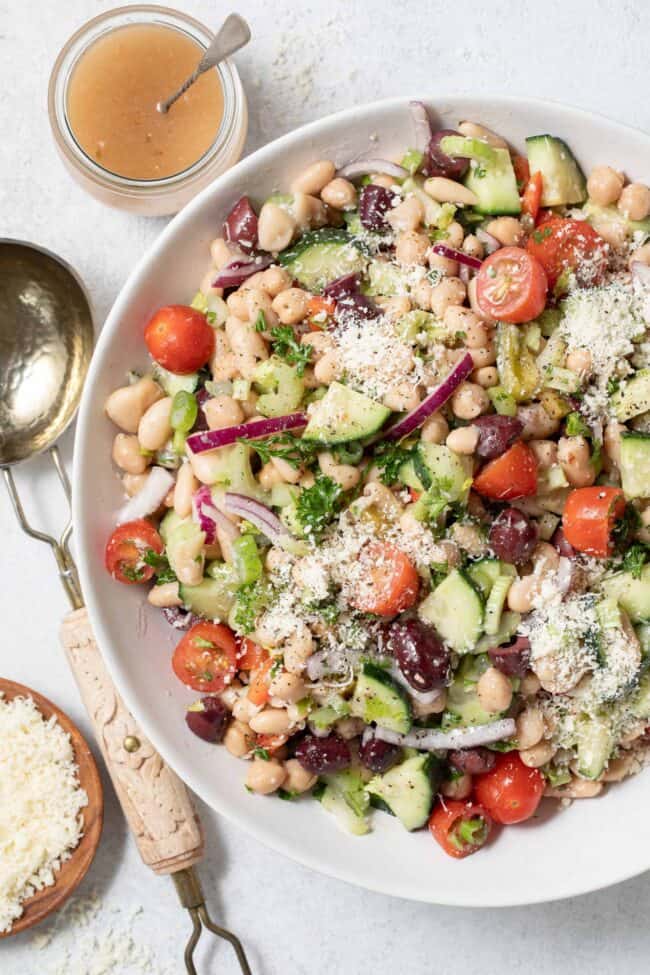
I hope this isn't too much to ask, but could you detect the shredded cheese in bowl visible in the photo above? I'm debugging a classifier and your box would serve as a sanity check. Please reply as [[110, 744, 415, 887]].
[[0, 694, 88, 934]]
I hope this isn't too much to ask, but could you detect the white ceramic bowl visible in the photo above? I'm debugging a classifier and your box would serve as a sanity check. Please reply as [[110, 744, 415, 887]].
[[75, 95, 650, 906]]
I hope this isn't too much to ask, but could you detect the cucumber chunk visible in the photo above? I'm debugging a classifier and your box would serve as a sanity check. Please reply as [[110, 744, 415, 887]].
[[366, 754, 437, 831], [414, 443, 473, 500], [303, 382, 390, 444], [322, 768, 370, 819], [418, 569, 484, 652], [351, 662, 412, 734], [611, 369, 650, 422], [575, 713, 614, 780], [363, 260, 410, 297], [602, 566, 650, 623], [320, 786, 370, 835], [484, 575, 513, 636], [632, 673, 650, 719], [278, 229, 367, 292], [467, 558, 516, 597], [464, 148, 521, 216], [443, 654, 497, 728], [180, 567, 238, 620], [525, 135, 586, 206], [619, 431, 650, 499], [253, 356, 304, 418], [152, 364, 199, 397]]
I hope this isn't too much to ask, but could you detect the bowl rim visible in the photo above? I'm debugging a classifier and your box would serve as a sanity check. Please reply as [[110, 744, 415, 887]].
[[74, 93, 650, 907]]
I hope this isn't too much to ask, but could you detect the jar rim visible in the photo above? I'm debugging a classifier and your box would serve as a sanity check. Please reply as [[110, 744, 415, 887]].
[[48, 4, 246, 198]]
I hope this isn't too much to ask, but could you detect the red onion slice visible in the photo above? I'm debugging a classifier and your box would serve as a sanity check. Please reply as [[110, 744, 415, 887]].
[[409, 101, 433, 153], [476, 228, 501, 255], [431, 243, 482, 270], [213, 255, 273, 289], [373, 718, 516, 752], [116, 466, 174, 525], [384, 351, 474, 441], [337, 159, 408, 180], [191, 484, 233, 545], [224, 492, 286, 542], [223, 196, 258, 253], [186, 412, 308, 455]]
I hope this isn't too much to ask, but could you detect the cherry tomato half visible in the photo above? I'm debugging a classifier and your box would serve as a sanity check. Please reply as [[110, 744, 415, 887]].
[[172, 622, 238, 693], [428, 799, 493, 859], [237, 637, 268, 671], [306, 295, 336, 330], [473, 441, 538, 501], [144, 304, 215, 374], [527, 216, 609, 293], [247, 657, 274, 706], [562, 486, 626, 558], [351, 542, 419, 617], [476, 246, 548, 324], [474, 753, 545, 825], [105, 519, 163, 584]]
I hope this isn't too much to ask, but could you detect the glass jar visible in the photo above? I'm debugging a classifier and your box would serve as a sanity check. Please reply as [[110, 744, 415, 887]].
[[48, 5, 247, 216]]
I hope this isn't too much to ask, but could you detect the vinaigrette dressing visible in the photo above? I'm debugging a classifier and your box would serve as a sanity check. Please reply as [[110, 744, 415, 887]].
[[66, 23, 224, 181]]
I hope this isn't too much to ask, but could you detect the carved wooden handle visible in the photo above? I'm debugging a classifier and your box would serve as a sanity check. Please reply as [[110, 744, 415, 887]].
[[60, 607, 204, 875]]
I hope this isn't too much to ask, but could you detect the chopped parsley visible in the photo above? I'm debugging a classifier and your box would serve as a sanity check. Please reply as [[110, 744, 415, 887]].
[[278, 788, 299, 801], [295, 475, 343, 538], [194, 636, 216, 649], [532, 226, 552, 244], [245, 433, 320, 470], [373, 440, 414, 486], [270, 324, 312, 376], [254, 310, 267, 332], [253, 747, 270, 761], [232, 579, 271, 634], [564, 411, 591, 438], [617, 542, 650, 579], [142, 549, 177, 585]]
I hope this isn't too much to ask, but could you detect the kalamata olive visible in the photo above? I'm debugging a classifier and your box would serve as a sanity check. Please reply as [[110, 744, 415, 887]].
[[473, 415, 524, 459], [489, 507, 538, 565], [488, 635, 531, 677], [423, 129, 469, 180], [185, 696, 229, 743], [334, 292, 379, 322], [552, 525, 576, 558], [387, 619, 450, 692], [449, 747, 496, 775], [359, 184, 393, 231], [324, 272, 361, 299], [359, 736, 402, 774], [223, 195, 258, 252], [163, 607, 199, 630], [294, 734, 351, 774]]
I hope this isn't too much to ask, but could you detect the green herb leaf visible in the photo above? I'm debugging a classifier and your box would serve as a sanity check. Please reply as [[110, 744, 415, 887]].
[[244, 433, 320, 470], [619, 542, 650, 579], [232, 579, 272, 634], [270, 325, 312, 377], [295, 475, 342, 538], [253, 747, 270, 761], [194, 636, 216, 649], [254, 310, 267, 332], [373, 441, 415, 486], [142, 549, 177, 585]]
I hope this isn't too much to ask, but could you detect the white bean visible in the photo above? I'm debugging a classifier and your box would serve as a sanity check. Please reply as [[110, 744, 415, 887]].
[[147, 582, 182, 608], [257, 203, 296, 253], [112, 433, 150, 474], [104, 376, 164, 433], [245, 757, 287, 795], [137, 397, 173, 452], [174, 462, 198, 518], [290, 160, 336, 196], [424, 177, 478, 206]]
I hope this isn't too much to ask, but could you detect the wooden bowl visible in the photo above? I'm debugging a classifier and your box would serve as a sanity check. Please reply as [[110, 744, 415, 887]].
[[0, 679, 103, 938]]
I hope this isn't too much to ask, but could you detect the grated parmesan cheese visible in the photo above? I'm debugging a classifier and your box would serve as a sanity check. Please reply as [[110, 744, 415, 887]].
[[0, 694, 88, 934], [558, 280, 647, 420]]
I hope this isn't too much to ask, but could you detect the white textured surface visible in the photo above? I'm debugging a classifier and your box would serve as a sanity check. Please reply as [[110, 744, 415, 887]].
[[2, 0, 650, 971]]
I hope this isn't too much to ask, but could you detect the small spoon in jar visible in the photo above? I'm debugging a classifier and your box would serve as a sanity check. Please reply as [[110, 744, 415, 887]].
[[157, 12, 251, 115]]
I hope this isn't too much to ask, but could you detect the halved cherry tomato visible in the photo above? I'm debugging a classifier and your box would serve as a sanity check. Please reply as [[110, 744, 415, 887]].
[[105, 519, 163, 584], [428, 799, 493, 859], [526, 216, 609, 292], [562, 486, 626, 558], [237, 637, 268, 671], [473, 441, 538, 501], [172, 622, 238, 693], [408, 487, 422, 503], [351, 542, 419, 616], [306, 295, 336, 330], [144, 304, 215, 374], [255, 733, 288, 754], [474, 753, 545, 825], [521, 171, 543, 220], [512, 154, 530, 190], [248, 657, 274, 706], [475, 247, 548, 324]]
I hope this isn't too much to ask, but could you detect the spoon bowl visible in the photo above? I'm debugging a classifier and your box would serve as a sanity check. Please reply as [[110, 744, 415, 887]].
[[0, 240, 94, 466]]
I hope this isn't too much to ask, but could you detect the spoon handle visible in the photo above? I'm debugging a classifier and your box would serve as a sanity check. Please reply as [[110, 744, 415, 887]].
[[60, 607, 204, 875], [158, 13, 251, 114]]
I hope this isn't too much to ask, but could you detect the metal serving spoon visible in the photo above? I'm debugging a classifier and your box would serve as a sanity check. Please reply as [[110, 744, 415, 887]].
[[0, 239, 252, 974], [157, 12, 251, 115]]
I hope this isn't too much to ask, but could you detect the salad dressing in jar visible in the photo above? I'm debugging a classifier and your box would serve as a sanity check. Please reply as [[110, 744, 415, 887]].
[[48, 6, 247, 215]]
